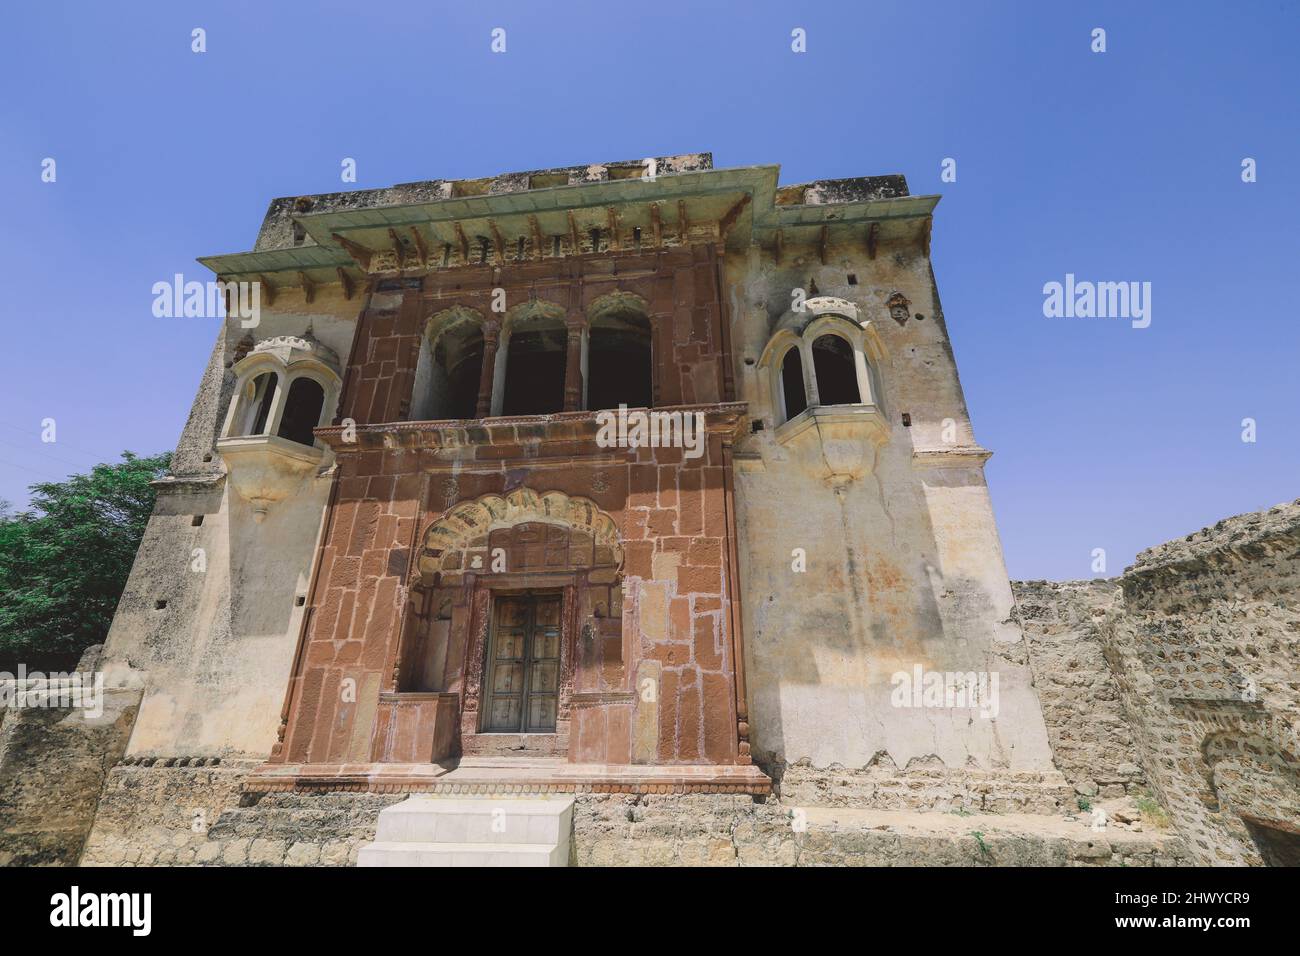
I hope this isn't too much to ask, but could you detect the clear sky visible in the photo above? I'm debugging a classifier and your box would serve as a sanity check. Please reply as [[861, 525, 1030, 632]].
[[1, 0, 1297, 580]]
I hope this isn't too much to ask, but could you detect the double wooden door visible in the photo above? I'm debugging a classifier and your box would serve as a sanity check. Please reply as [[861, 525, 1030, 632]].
[[482, 593, 561, 733]]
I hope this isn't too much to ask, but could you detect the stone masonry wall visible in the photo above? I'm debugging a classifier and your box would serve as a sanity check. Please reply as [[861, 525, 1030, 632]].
[[1013, 580, 1146, 798], [79, 764, 1184, 867], [1101, 500, 1300, 866], [0, 648, 139, 866]]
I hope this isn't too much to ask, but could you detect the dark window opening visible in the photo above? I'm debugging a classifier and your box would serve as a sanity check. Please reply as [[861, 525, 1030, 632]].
[[502, 326, 566, 415], [587, 311, 652, 411], [478, 237, 490, 264], [292, 222, 306, 246], [442, 244, 451, 267], [589, 228, 601, 252], [517, 237, 526, 260], [277, 378, 326, 446], [412, 323, 484, 421], [295, 595, 307, 607], [154, 599, 167, 610], [847, 274, 858, 285], [191, 515, 204, 527], [902, 412, 912, 427], [633, 226, 642, 251], [781, 347, 807, 421], [245, 372, 278, 436], [811, 334, 861, 406], [552, 236, 562, 257]]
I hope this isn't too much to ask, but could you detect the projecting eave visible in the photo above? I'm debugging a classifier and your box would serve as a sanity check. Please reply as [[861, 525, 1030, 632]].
[[197, 167, 940, 283]]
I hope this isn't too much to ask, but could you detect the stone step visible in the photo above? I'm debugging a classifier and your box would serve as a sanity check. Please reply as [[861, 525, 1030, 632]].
[[375, 797, 574, 845], [359, 796, 575, 867], [358, 840, 566, 867]]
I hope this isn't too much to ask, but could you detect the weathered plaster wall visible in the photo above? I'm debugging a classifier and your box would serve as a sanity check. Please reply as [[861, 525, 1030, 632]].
[[100, 292, 361, 760], [1013, 580, 1146, 797], [727, 236, 1055, 778]]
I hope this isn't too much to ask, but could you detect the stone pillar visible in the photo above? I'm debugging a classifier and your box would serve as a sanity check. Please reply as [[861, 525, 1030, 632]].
[[563, 314, 586, 412], [476, 324, 501, 418]]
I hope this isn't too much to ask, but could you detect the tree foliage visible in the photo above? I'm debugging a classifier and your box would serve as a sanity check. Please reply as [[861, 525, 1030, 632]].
[[0, 452, 170, 666]]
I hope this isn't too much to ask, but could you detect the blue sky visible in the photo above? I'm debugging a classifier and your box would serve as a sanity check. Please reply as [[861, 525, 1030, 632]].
[[1, 0, 1297, 580]]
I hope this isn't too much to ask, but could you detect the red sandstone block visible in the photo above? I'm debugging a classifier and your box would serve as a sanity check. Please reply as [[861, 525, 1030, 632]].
[[669, 597, 691, 638], [647, 509, 677, 537], [647, 643, 692, 667], [625, 540, 653, 579], [693, 614, 722, 670], [369, 380, 392, 422], [687, 537, 723, 567], [678, 681, 702, 761], [356, 452, 385, 478], [702, 491, 727, 538], [657, 669, 680, 761], [334, 641, 364, 665], [349, 380, 376, 422], [695, 596, 722, 612], [393, 473, 421, 503], [360, 547, 387, 581], [367, 476, 396, 503], [607, 706, 632, 766], [329, 555, 362, 591], [335, 592, 356, 640], [677, 563, 720, 595], [701, 671, 735, 764], [304, 638, 337, 668], [288, 670, 323, 763]]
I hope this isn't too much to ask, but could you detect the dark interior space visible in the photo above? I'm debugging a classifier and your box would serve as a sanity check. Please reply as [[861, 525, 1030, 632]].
[[276, 378, 325, 446], [502, 326, 566, 415], [811, 334, 860, 406], [437, 335, 483, 419], [1244, 816, 1300, 867], [781, 347, 807, 420], [587, 312, 652, 410]]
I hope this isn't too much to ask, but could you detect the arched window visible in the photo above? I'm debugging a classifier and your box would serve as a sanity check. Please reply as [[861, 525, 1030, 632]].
[[780, 347, 807, 422], [277, 378, 326, 446], [587, 310, 651, 410], [412, 321, 484, 421], [811, 334, 861, 406], [239, 372, 279, 437], [502, 322, 566, 415]]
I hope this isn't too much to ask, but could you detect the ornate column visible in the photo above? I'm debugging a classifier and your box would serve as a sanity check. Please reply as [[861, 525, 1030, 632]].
[[563, 313, 587, 411], [475, 323, 501, 418]]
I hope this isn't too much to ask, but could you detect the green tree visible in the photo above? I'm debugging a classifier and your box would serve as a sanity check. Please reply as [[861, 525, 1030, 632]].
[[0, 451, 170, 668]]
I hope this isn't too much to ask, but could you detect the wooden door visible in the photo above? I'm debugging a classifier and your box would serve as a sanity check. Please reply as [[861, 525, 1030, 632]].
[[482, 593, 561, 733]]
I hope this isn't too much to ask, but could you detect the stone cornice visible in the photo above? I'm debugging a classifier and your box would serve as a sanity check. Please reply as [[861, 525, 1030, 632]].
[[315, 402, 749, 454]]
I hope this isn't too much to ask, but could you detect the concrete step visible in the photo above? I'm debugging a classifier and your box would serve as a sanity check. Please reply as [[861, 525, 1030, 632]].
[[358, 840, 566, 867], [359, 796, 574, 867]]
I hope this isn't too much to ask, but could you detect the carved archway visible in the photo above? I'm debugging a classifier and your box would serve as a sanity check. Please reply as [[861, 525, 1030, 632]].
[[417, 487, 623, 584]]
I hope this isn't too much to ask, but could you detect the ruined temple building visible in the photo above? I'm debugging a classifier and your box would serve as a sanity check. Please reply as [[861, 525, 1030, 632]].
[[32, 153, 1289, 866]]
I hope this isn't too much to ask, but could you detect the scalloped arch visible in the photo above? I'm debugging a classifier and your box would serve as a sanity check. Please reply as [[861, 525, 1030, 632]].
[[587, 290, 649, 325], [417, 487, 623, 581]]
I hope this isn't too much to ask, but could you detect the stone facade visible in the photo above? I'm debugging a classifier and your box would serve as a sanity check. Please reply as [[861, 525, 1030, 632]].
[[4, 154, 1293, 867]]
